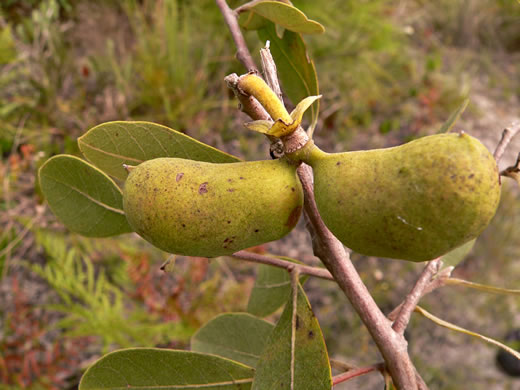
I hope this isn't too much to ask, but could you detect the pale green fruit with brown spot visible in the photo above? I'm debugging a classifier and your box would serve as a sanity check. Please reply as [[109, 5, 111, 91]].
[[123, 157, 303, 257], [306, 133, 501, 262]]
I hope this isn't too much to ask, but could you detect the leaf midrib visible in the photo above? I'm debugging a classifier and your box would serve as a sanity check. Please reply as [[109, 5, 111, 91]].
[[84, 377, 253, 389], [44, 175, 125, 215]]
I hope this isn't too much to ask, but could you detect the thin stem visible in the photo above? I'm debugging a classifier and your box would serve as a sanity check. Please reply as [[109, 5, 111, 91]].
[[392, 259, 442, 335], [493, 120, 520, 163], [215, 0, 258, 72], [231, 251, 334, 281], [332, 363, 384, 386], [389, 266, 453, 322]]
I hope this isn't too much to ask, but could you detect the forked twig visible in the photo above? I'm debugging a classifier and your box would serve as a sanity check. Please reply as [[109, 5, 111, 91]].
[[392, 258, 442, 334]]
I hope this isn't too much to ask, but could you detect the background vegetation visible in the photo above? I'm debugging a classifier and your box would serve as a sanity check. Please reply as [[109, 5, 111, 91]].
[[1, 0, 520, 388]]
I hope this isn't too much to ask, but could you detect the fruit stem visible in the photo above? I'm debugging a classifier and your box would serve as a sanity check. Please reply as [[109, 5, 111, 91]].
[[238, 73, 292, 124], [122, 164, 136, 173], [285, 137, 328, 165]]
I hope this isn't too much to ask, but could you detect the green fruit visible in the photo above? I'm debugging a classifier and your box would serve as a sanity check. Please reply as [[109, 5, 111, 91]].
[[307, 133, 501, 262], [123, 157, 303, 257]]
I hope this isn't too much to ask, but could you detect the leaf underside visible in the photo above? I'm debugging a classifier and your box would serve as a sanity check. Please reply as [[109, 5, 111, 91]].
[[79, 348, 255, 390], [252, 282, 331, 390], [38, 155, 133, 237], [78, 121, 241, 181], [191, 313, 274, 368], [247, 256, 308, 317]]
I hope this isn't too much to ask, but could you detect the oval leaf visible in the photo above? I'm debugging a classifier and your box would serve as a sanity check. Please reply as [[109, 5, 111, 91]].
[[39, 155, 132, 237], [191, 313, 274, 368], [240, 1, 324, 34], [78, 121, 241, 181], [79, 348, 254, 390], [258, 24, 320, 134], [247, 257, 308, 318], [252, 282, 332, 390]]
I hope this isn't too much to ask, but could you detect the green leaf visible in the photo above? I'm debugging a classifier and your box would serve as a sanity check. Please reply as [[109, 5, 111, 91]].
[[79, 348, 254, 389], [258, 24, 320, 135], [441, 239, 475, 268], [191, 313, 274, 368], [252, 282, 332, 390], [239, 1, 324, 34], [445, 278, 520, 296], [415, 306, 520, 362], [238, 9, 268, 31], [247, 257, 308, 318], [438, 97, 469, 134], [78, 121, 241, 181], [38, 155, 133, 237]]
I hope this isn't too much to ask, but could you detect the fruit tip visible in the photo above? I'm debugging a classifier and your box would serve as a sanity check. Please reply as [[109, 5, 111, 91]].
[[123, 164, 136, 173]]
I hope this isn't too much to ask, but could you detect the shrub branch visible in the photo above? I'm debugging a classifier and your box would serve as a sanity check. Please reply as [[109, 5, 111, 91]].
[[217, 1, 423, 388]]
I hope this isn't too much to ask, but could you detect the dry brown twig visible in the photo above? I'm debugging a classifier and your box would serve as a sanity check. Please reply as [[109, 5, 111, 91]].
[[215, 0, 257, 72], [493, 120, 520, 163]]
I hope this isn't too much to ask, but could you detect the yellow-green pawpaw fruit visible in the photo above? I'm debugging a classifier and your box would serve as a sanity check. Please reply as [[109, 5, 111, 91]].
[[123, 157, 303, 257], [307, 133, 501, 262]]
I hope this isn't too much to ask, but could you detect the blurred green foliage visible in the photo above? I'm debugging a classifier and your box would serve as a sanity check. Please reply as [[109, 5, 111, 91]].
[[25, 229, 194, 353]]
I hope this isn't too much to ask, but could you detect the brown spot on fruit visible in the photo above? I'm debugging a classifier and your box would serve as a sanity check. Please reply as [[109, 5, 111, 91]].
[[285, 206, 302, 228], [336, 161, 341, 166], [308, 330, 314, 339], [176, 173, 184, 182], [227, 188, 235, 192], [295, 315, 300, 329], [199, 182, 209, 194], [254, 229, 259, 233]]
